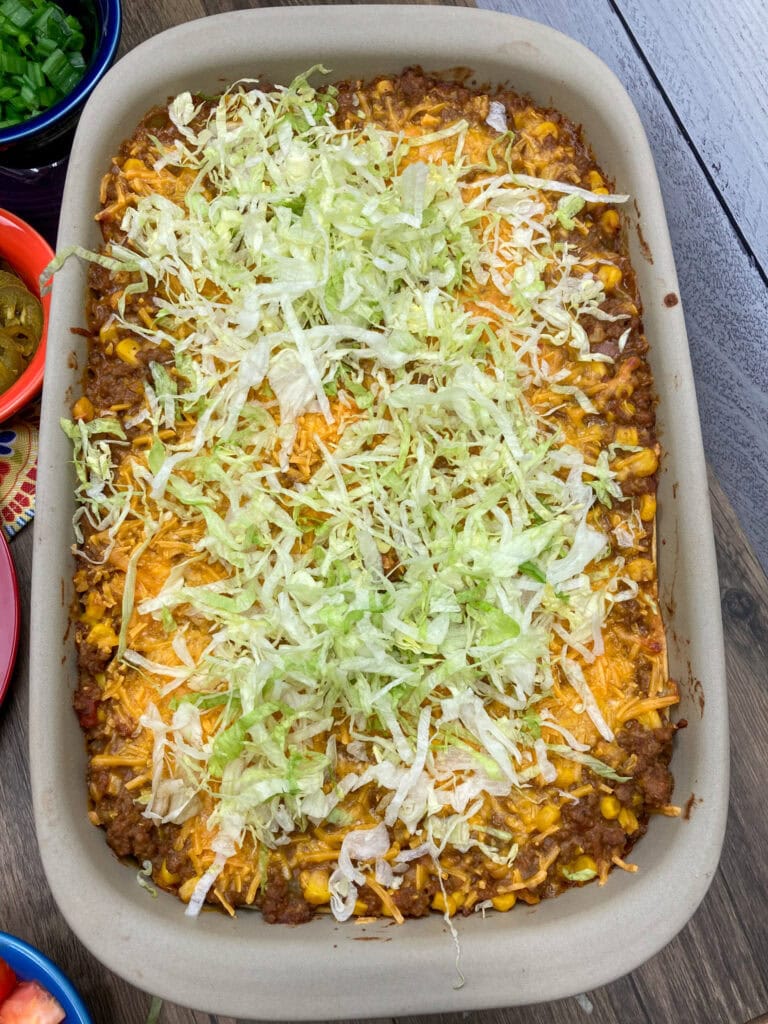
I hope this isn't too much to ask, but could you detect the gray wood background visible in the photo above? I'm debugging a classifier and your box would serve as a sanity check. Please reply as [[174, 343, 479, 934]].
[[1, 2, 767, 1024]]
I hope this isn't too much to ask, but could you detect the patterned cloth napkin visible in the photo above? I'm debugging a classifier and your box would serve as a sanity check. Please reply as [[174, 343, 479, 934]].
[[0, 407, 38, 540]]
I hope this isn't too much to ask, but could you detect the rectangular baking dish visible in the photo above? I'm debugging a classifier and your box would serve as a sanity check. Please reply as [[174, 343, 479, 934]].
[[29, 7, 728, 1018]]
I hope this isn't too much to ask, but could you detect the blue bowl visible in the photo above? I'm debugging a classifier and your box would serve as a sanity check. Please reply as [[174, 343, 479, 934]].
[[0, 0, 122, 243], [0, 0, 122, 159], [0, 932, 93, 1024]]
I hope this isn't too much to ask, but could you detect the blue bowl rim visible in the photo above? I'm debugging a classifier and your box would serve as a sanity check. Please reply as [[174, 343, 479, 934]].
[[0, 0, 122, 147], [0, 931, 93, 1024]]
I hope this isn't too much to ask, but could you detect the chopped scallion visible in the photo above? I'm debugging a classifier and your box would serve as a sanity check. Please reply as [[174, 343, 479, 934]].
[[0, 0, 87, 129]]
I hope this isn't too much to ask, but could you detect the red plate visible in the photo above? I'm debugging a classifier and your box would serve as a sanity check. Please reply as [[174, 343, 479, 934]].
[[0, 530, 20, 706]]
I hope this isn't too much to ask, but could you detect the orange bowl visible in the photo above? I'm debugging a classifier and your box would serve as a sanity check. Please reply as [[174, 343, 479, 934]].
[[0, 208, 54, 422]]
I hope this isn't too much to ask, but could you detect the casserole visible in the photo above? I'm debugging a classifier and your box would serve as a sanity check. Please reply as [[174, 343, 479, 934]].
[[68, 66, 677, 925], [30, 7, 728, 1017]]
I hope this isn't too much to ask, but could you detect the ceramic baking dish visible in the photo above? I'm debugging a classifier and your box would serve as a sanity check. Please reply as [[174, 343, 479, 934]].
[[29, 7, 728, 1018]]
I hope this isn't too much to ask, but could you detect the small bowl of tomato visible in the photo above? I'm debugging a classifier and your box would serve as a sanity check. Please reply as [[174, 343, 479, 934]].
[[0, 933, 92, 1024]]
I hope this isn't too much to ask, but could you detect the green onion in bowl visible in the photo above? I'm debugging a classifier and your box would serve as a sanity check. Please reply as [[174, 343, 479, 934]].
[[0, 0, 87, 129]]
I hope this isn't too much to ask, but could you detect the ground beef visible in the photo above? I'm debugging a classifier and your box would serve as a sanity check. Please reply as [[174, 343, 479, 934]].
[[75, 623, 112, 676], [559, 792, 629, 864], [259, 865, 313, 924], [98, 788, 161, 862], [73, 676, 101, 730], [617, 722, 676, 809], [84, 346, 145, 411], [513, 845, 543, 881]]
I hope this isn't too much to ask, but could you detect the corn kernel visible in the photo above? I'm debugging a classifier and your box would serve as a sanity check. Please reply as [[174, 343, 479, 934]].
[[116, 338, 141, 367], [432, 891, 462, 916], [640, 494, 657, 521], [618, 808, 639, 834], [598, 265, 623, 291], [574, 855, 597, 874], [556, 762, 580, 787], [600, 795, 621, 820], [587, 170, 604, 190], [122, 158, 145, 173], [615, 426, 638, 446], [353, 900, 368, 916], [627, 558, 655, 582], [179, 875, 200, 902], [72, 396, 95, 422], [535, 804, 561, 831], [600, 209, 620, 233], [491, 893, 517, 912], [532, 120, 558, 139], [593, 186, 609, 195], [99, 323, 119, 345], [617, 448, 658, 480], [158, 860, 180, 887], [86, 622, 119, 650], [300, 869, 331, 906], [81, 593, 102, 626]]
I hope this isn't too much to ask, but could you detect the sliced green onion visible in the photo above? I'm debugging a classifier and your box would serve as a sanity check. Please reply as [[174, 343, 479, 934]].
[[25, 60, 44, 89], [0, 0, 87, 129], [0, 0, 37, 31], [0, 52, 26, 75]]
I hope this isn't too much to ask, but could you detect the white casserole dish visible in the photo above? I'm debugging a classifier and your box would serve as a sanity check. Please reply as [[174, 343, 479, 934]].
[[30, 7, 728, 1018]]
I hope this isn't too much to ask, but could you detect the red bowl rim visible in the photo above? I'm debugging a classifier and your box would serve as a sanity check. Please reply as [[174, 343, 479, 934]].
[[0, 207, 54, 423], [0, 529, 20, 708]]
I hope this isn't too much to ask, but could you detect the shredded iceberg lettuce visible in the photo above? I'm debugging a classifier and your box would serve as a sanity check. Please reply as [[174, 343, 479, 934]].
[[62, 70, 632, 917]]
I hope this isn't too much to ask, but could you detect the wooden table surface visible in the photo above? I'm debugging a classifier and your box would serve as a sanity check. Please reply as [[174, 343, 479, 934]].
[[1, 2, 767, 1023]]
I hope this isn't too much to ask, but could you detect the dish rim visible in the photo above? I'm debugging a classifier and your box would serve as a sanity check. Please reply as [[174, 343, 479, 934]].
[[29, 6, 729, 1018]]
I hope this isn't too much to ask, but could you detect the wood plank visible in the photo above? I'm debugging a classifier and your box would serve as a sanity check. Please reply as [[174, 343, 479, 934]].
[[476, 0, 768, 574], [118, 0, 207, 54], [613, 0, 768, 274]]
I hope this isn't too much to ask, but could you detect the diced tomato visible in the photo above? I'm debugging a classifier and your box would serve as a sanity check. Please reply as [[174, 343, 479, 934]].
[[0, 959, 15, 1003], [0, 981, 65, 1024]]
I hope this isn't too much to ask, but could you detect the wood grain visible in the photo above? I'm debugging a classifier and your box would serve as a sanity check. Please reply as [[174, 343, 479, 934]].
[[614, 0, 768, 274], [116, 0, 474, 54], [0, 3, 766, 1023]]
